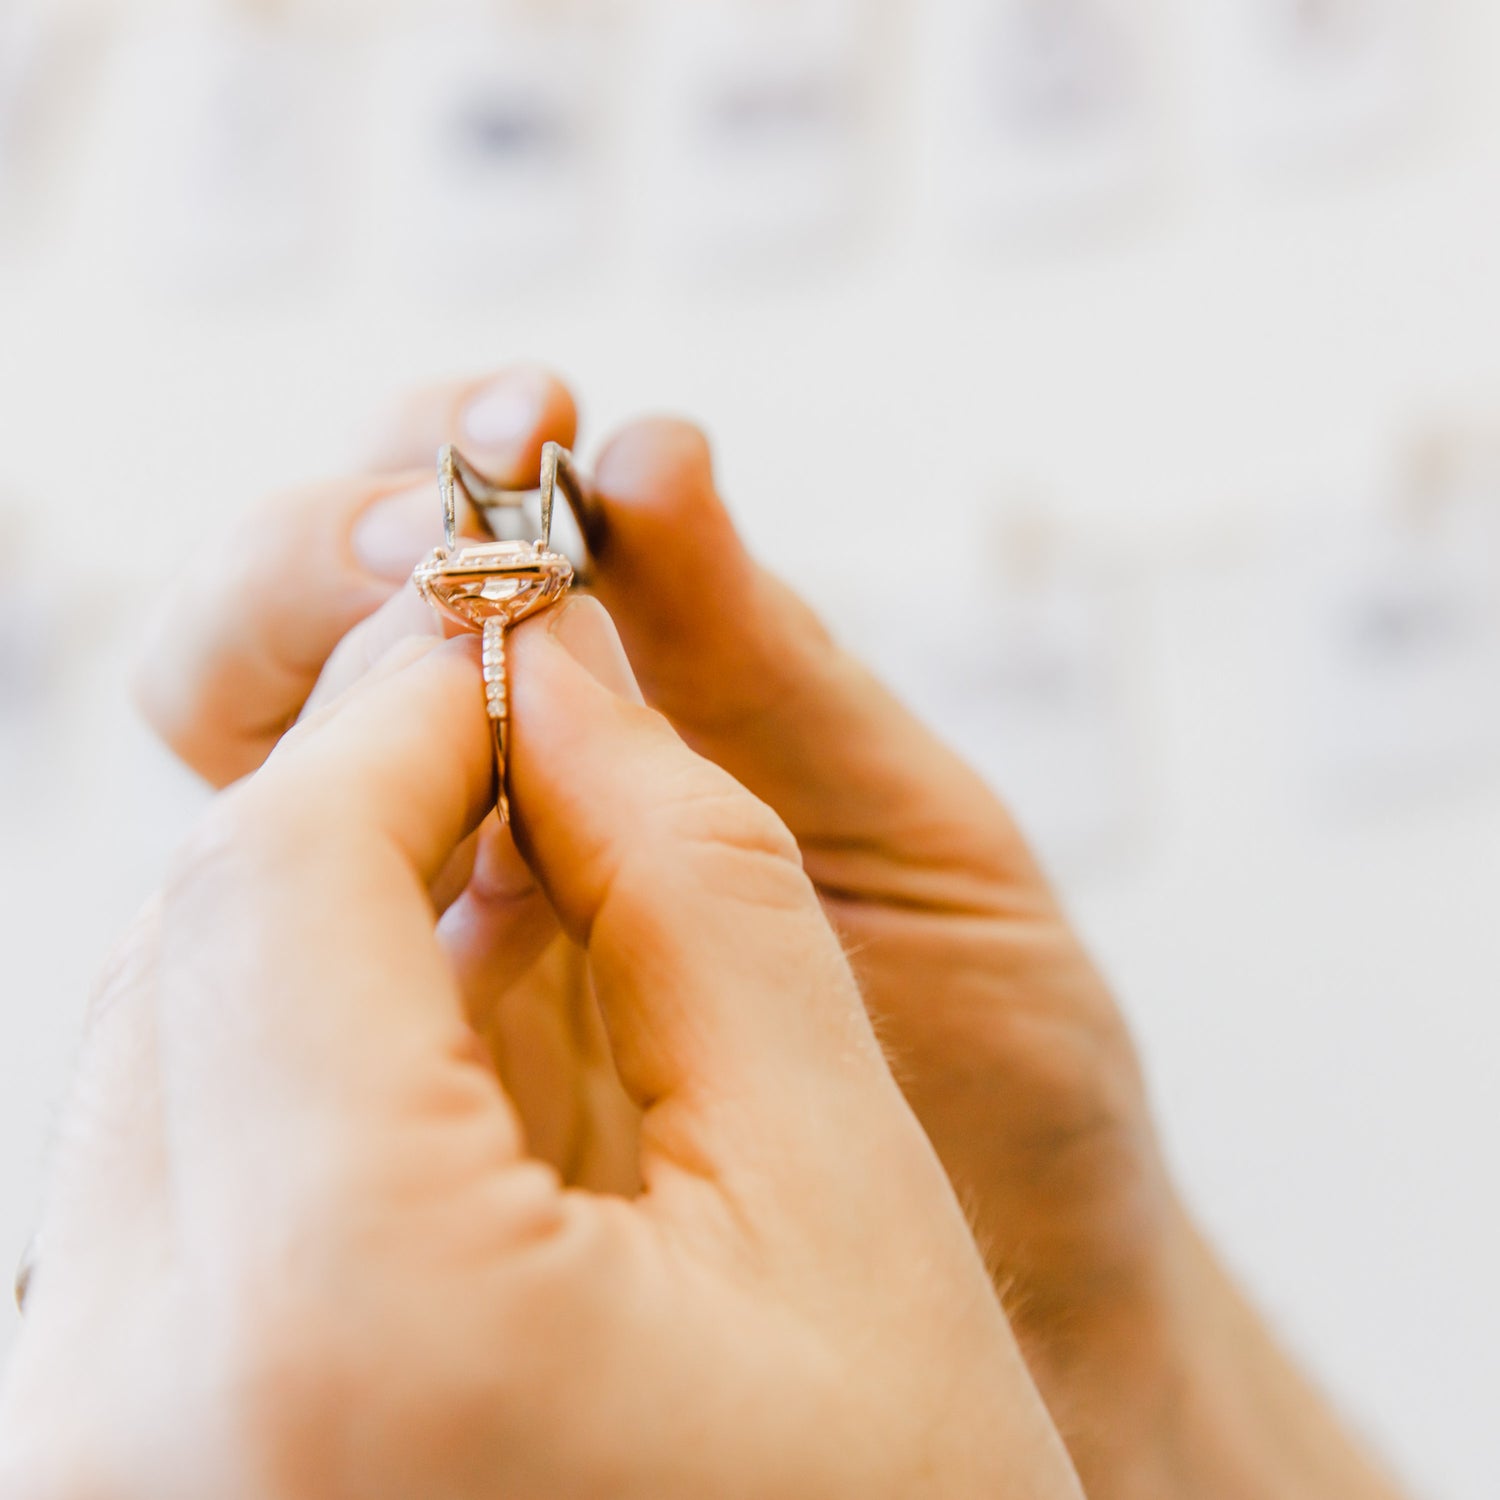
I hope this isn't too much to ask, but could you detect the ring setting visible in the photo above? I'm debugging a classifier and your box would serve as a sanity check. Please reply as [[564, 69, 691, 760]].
[[413, 441, 585, 819]]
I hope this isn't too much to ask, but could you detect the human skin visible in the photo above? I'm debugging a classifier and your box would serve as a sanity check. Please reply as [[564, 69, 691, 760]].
[[0, 608, 1085, 1500], [128, 366, 1409, 1500]]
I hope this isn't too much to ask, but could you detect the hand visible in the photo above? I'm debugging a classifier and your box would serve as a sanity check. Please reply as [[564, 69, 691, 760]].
[[136, 367, 641, 1192], [132, 369, 1176, 1471], [1, 603, 1084, 1499], [135, 368, 1165, 1316], [132, 369, 1408, 1500]]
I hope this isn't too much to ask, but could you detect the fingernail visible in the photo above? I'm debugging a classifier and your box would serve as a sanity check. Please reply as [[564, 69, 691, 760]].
[[547, 596, 644, 703], [351, 484, 440, 583], [462, 369, 553, 460]]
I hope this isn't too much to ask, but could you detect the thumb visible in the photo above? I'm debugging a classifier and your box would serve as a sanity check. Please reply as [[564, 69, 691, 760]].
[[584, 419, 1047, 908], [507, 597, 896, 1202]]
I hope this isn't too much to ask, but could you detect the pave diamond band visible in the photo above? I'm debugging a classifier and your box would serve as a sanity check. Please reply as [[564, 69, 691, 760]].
[[482, 618, 511, 819]]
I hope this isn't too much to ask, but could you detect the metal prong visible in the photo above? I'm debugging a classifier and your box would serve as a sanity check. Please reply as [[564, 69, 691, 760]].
[[540, 441, 593, 553], [441, 445, 538, 549], [539, 443, 559, 550], [438, 444, 460, 553], [440, 442, 595, 557]]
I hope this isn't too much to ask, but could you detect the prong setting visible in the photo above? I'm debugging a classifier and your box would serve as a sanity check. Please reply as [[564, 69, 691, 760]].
[[413, 446, 582, 823]]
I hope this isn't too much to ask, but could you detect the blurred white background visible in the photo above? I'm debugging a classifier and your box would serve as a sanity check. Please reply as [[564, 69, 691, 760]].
[[2, 1, 1499, 1493]]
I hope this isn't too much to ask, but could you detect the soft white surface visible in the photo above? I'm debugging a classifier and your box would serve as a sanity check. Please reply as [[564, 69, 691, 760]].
[[1, 4, 1498, 1496]]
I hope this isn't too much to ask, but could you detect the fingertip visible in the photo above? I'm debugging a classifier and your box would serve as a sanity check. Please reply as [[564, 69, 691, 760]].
[[592, 417, 721, 526], [424, 628, 487, 692], [323, 628, 486, 748], [347, 474, 443, 584], [453, 366, 579, 482], [270, 629, 498, 875], [585, 417, 755, 654], [130, 610, 258, 788], [539, 595, 645, 705], [507, 598, 675, 856], [366, 365, 579, 478], [129, 622, 176, 745]]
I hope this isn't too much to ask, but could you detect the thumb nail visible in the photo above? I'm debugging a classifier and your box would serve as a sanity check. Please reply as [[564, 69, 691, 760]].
[[461, 368, 554, 466], [547, 596, 644, 704], [351, 484, 440, 583]]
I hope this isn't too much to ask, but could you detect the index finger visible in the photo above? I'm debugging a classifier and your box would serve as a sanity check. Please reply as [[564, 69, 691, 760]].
[[134, 366, 578, 785], [151, 638, 516, 1181], [27, 636, 535, 1329]]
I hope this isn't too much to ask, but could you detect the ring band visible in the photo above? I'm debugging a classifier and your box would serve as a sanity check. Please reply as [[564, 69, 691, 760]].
[[414, 442, 582, 818], [482, 618, 511, 820]]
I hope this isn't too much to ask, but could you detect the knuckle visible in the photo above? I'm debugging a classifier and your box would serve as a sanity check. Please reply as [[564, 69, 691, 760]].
[[132, 481, 358, 778], [619, 771, 815, 922], [662, 769, 802, 866]]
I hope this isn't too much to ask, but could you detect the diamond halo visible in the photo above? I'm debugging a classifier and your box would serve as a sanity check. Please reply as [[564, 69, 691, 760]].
[[412, 444, 583, 820], [413, 539, 574, 632]]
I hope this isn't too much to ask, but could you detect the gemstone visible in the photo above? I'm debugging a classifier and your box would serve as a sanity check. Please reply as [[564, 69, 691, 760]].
[[413, 541, 574, 631]]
